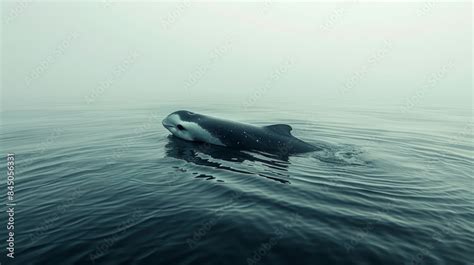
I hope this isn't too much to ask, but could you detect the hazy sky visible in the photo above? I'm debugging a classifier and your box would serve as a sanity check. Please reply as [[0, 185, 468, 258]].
[[1, 2, 472, 110]]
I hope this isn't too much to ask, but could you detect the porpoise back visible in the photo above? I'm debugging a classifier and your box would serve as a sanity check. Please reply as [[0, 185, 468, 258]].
[[162, 110, 317, 155]]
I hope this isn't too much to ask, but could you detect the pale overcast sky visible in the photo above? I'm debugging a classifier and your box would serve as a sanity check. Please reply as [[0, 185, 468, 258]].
[[1, 2, 472, 110]]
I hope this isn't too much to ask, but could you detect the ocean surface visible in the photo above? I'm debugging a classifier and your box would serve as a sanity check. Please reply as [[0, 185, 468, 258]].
[[1, 102, 472, 265]]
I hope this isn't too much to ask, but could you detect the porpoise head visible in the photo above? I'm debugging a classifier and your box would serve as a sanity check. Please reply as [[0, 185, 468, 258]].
[[162, 110, 201, 141], [162, 110, 225, 146]]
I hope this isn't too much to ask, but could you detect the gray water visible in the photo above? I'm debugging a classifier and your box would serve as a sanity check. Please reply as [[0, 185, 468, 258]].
[[1, 101, 472, 265], [1, 2, 472, 264]]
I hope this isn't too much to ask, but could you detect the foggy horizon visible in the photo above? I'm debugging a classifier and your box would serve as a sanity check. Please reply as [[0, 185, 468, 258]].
[[1, 2, 473, 265], [1, 2, 472, 110]]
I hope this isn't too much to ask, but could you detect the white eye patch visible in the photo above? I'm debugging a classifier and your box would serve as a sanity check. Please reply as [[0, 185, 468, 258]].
[[167, 114, 224, 146], [178, 121, 225, 146]]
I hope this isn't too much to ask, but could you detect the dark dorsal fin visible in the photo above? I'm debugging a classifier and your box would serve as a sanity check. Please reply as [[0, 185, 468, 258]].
[[264, 124, 293, 136]]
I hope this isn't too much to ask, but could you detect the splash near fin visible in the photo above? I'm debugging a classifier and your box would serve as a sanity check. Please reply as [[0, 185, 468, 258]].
[[264, 124, 293, 136]]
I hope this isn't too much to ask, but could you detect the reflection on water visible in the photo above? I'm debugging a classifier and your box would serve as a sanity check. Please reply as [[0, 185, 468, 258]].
[[164, 135, 291, 184], [1, 104, 472, 265]]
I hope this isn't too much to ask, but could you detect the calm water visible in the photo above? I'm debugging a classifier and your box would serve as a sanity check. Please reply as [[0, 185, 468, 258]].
[[1, 102, 472, 265]]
